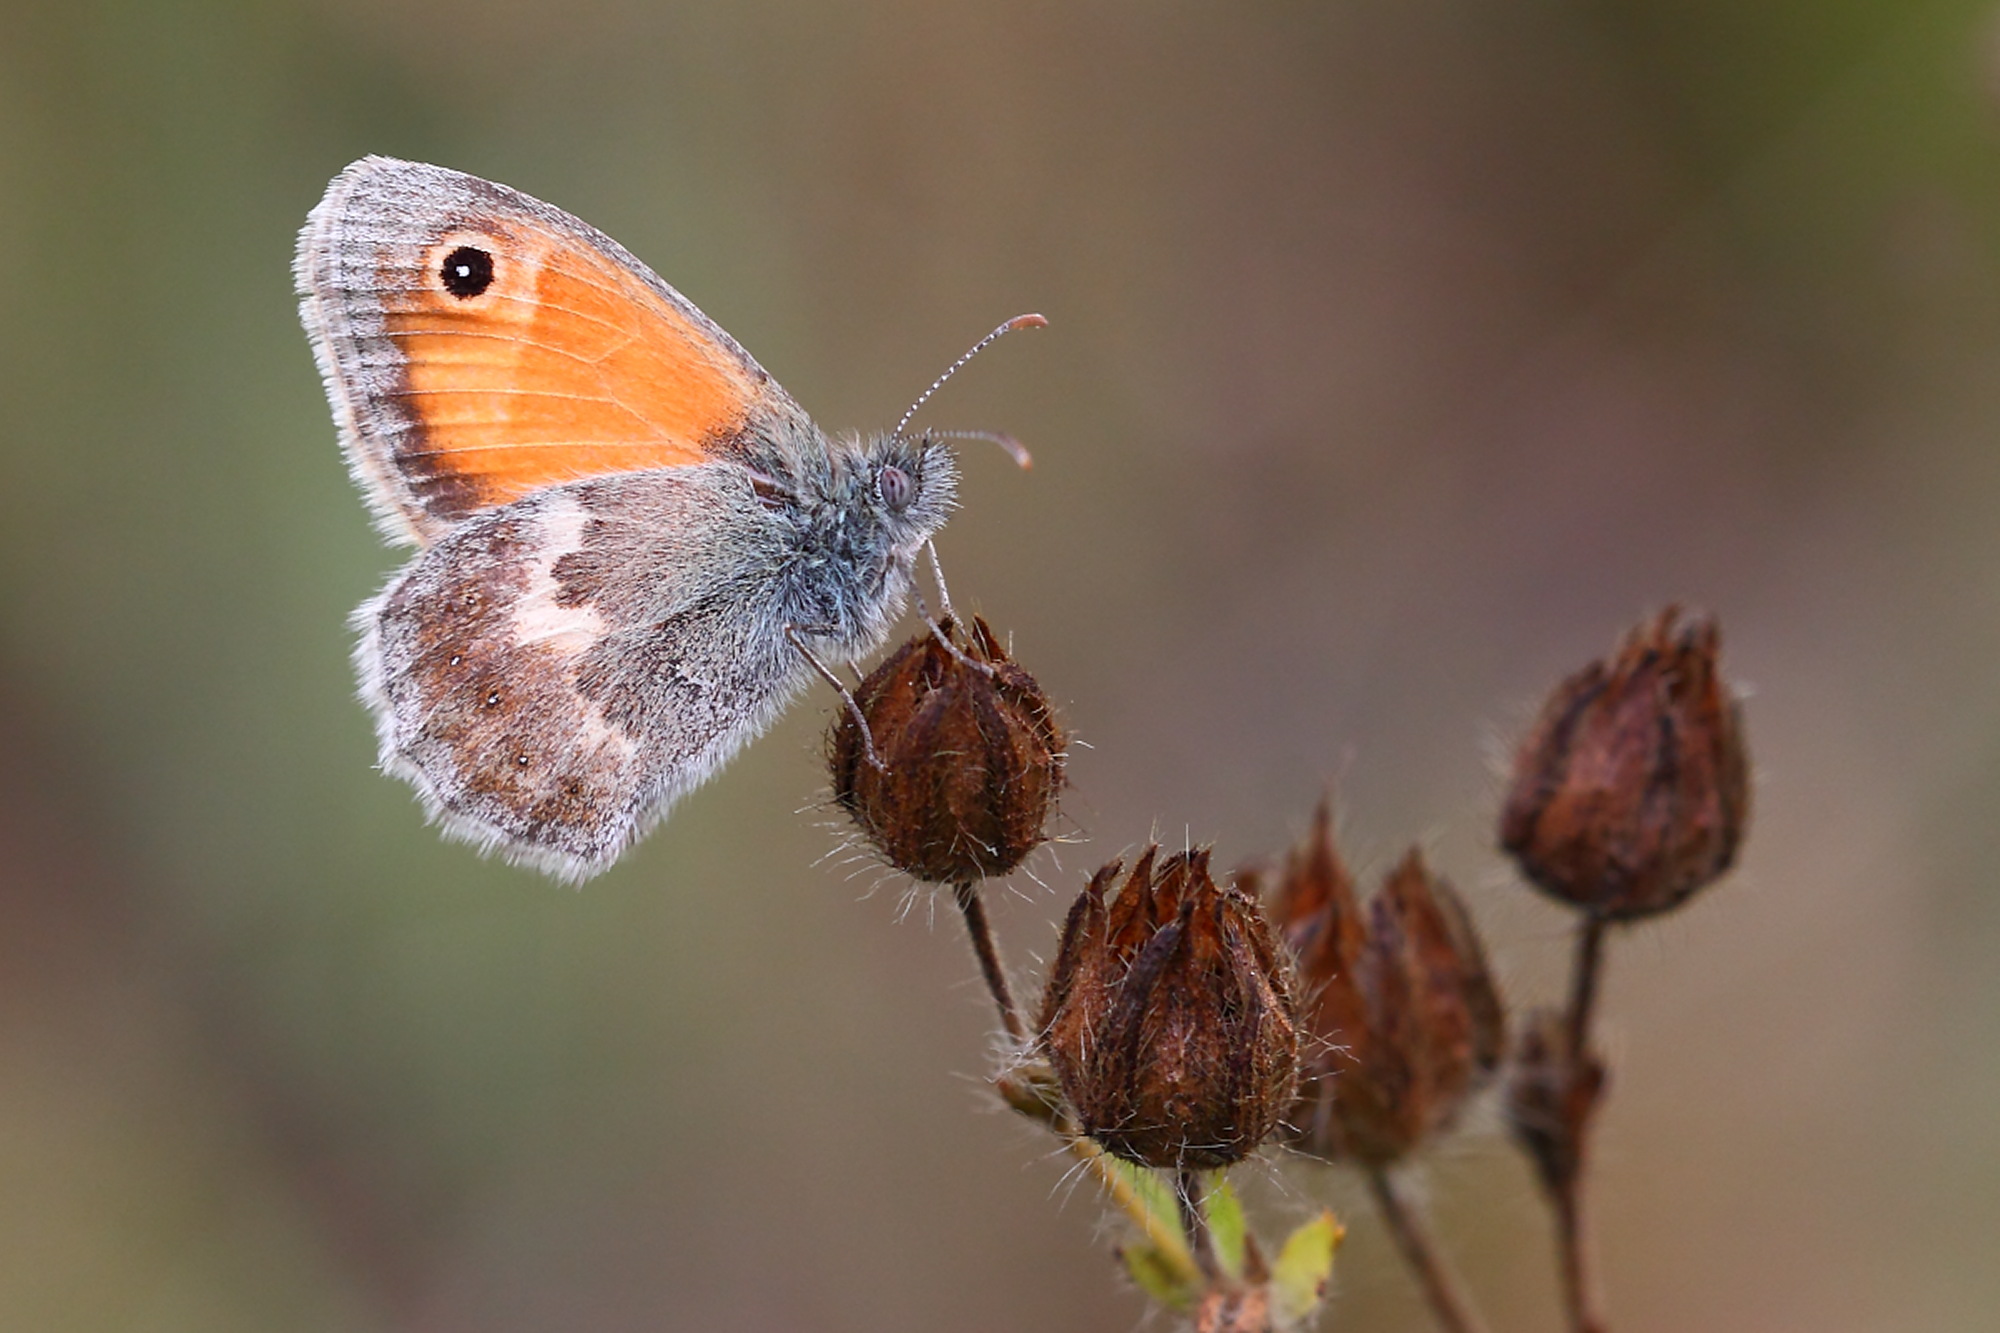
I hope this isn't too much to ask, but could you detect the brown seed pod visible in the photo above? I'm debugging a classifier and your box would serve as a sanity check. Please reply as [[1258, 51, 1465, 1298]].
[[1038, 849, 1302, 1169], [829, 616, 1064, 883], [1500, 606, 1750, 920], [1261, 803, 1505, 1166]]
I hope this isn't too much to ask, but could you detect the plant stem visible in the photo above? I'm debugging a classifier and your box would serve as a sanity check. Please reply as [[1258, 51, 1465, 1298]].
[[1073, 1136, 1201, 1285], [993, 1069, 1207, 1294], [1556, 913, 1610, 1333], [955, 882, 1209, 1304], [952, 879, 1027, 1044], [1565, 913, 1608, 1057], [1364, 1164, 1492, 1333], [1177, 1166, 1219, 1282], [957, 879, 1205, 1298], [1553, 1174, 1603, 1333]]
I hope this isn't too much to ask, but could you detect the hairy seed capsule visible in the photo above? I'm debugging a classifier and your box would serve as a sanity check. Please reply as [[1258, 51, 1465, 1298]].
[[1500, 606, 1750, 920], [1258, 804, 1505, 1166], [1038, 849, 1302, 1169], [829, 616, 1064, 883]]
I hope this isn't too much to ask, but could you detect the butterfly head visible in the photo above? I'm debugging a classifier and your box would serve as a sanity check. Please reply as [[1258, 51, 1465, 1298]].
[[773, 429, 957, 658], [861, 428, 958, 560]]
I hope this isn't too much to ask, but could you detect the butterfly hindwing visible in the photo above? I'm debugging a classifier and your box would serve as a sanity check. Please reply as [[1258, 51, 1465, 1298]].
[[357, 469, 815, 880]]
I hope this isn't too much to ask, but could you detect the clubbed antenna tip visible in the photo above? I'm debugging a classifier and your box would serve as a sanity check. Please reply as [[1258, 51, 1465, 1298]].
[[895, 313, 1047, 440]]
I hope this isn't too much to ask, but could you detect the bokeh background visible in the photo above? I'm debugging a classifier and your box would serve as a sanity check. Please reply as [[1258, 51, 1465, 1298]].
[[3, 2, 1998, 1329]]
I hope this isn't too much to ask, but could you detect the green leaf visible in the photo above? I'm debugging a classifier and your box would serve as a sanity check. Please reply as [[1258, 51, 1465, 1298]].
[[1204, 1177, 1248, 1280], [1092, 1152, 1201, 1309], [1270, 1210, 1344, 1329], [1100, 1154, 1186, 1250], [1120, 1240, 1201, 1313]]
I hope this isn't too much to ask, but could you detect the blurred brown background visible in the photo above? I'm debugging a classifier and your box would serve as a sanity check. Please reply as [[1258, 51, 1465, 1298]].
[[3, 1, 1997, 1329]]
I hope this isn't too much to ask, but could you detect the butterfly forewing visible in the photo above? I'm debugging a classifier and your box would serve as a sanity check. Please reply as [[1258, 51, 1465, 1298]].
[[297, 156, 807, 544]]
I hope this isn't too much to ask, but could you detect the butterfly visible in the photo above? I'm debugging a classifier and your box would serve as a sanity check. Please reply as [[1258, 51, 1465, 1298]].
[[296, 157, 1037, 881]]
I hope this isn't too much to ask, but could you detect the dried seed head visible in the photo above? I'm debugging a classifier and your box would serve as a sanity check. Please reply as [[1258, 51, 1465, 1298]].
[[1500, 607, 1750, 920], [1262, 803, 1505, 1166], [829, 616, 1065, 883], [1037, 849, 1302, 1169]]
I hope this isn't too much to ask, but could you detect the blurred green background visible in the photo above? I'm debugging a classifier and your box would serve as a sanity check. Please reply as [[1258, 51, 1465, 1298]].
[[4, 1, 1999, 1329]]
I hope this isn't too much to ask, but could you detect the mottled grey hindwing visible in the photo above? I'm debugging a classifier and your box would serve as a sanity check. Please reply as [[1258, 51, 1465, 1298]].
[[354, 468, 815, 880]]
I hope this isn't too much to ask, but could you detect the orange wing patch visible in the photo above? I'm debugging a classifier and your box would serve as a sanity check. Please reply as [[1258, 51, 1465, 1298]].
[[377, 220, 764, 524]]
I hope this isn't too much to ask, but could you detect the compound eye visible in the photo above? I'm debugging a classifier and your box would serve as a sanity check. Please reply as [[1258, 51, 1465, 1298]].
[[877, 464, 914, 512]]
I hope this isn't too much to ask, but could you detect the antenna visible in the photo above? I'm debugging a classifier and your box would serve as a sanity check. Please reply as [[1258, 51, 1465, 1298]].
[[931, 429, 1033, 470], [894, 313, 1046, 444]]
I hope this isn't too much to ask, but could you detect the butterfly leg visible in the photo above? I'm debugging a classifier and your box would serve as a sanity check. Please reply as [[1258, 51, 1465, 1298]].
[[924, 540, 958, 624], [912, 544, 998, 680], [787, 625, 887, 771]]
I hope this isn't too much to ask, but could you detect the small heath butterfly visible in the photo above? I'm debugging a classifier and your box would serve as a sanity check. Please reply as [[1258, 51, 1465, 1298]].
[[296, 157, 1038, 881]]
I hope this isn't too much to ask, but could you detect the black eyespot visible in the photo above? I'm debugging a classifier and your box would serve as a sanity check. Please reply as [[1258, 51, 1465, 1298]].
[[877, 464, 914, 512], [440, 245, 494, 298]]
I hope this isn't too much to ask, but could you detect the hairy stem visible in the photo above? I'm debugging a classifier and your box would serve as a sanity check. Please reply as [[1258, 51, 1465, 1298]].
[[1553, 1175, 1603, 1333], [1364, 1165, 1492, 1333], [953, 879, 1027, 1044], [958, 879, 1207, 1304], [1565, 913, 1608, 1057], [1177, 1166, 1219, 1282], [1556, 913, 1610, 1333], [993, 1070, 1206, 1295], [1078, 1137, 1201, 1285]]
